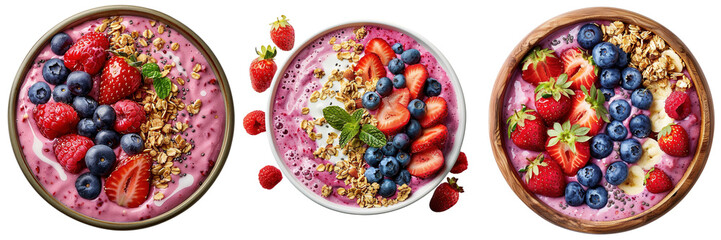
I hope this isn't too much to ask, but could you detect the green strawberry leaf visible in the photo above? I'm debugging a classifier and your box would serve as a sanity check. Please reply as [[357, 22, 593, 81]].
[[359, 124, 387, 148], [322, 106, 353, 130], [339, 122, 360, 147], [142, 63, 162, 79], [153, 77, 172, 99]]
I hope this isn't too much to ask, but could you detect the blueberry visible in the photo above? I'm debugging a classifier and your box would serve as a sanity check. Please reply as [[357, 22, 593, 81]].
[[391, 43, 404, 54], [66, 71, 93, 96], [120, 133, 144, 155], [378, 179, 397, 198], [599, 68, 621, 88], [392, 133, 410, 150], [52, 84, 74, 103], [28, 82, 51, 104], [424, 78, 442, 97], [629, 114, 651, 138], [380, 156, 400, 177], [631, 88, 653, 110], [50, 32, 73, 55], [95, 129, 120, 148], [75, 172, 102, 200], [392, 74, 406, 89], [400, 49, 421, 65], [381, 143, 398, 156], [577, 163, 602, 187], [605, 161, 629, 185], [619, 138, 643, 163], [396, 151, 410, 167], [592, 42, 619, 68], [621, 67, 642, 90], [85, 145, 116, 176], [590, 134, 614, 159], [364, 147, 384, 167], [608, 99, 631, 121], [600, 88, 615, 101], [388, 58, 405, 75], [77, 118, 99, 138], [406, 119, 422, 139], [605, 120, 628, 141], [376, 77, 393, 96], [42, 58, 70, 85], [394, 169, 411, 186], [362, 91, 381, 110], [564, 182, 586, 206], [72, 96, 98, 118], [616, 48, 629, 67], [364, 167, 383, 183], [408, 99, 426, 119], [585, 186, 608, 209], [93, 105, 116, 130], [577, 23, 603, 50]]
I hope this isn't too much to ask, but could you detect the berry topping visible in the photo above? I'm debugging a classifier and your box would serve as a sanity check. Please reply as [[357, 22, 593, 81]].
[[354, 53, 386, 83], [506, 105, 547, 152], [112, 100, 146, 134], [365, 38, 395, 66], [63, 32, 109, 75], [561, 47, 598, 91], [546, 121, 591, 176], [521, 47, 564, 85], [404, 64, 428, 100], [411, 124, 447, 153], [657, 123, 690, 157], [33, 102, 79, 139], [98, 56, 142, 105], [53, 134, 94, 173], [664, 91, 692, 120], [521, 154, 565, 197], [105, 154, 152, 208], [407, 147, 444, 178], [419, 96, 448, 128]]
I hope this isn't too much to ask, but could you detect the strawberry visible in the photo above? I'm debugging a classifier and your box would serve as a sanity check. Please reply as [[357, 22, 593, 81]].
[[429, 177, 464, 212], [105, 154, 151, 208], [645, 167, 673, 193], [250, 46, 278, 93], [534, 73, 575, 125], [112, 100, 146, 134], [521, 47, 564, 85], [98, 56, 142, 105], [411, 124, 448, 153], [560, 47, 598, 91], [270, 15, 295, 51], [376, 89, 411, 135], [546, 121, 592, 176], [354, 53, 386, 83], [567, 85, 609, 136], [63, 32, 109, 75], [259, 165, 283, 189], [365, 38, 396, 66], [407, 147, 444, 178], [404, 64, 428, 99], [383, 88, 410, 107], [53, 134, 94, 173], [33, 102, 79, 139], [419, 97, 448, 128], [243, 110, 266, 135], [450, 151, 467, 174], [506, 105, 547, 152], [665, 91, 692, 120], [657, 123, 690, 157], [520, 154, 565, 197]]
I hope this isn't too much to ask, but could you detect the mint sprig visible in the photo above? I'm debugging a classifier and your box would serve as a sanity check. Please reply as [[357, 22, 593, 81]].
[[322, 106, 386, 148], [141, 63, 171, 99]]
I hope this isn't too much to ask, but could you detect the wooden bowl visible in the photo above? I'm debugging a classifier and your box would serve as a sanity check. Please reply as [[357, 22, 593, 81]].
[[489, 7, 713, 233]]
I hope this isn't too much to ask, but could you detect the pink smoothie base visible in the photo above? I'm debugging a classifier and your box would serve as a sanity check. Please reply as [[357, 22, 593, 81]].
[[502, 21, 701, 221], [15, 15, 226, 222], [270, 25, 460, 209]]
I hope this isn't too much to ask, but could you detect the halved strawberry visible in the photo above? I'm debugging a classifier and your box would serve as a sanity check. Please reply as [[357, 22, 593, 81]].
[[407, 147, 445, 178], [354, 53, 386, 83], [384, 88, 410, 107], [419, 97, 448, 128], [411, 124, 448, 153], [105, 154, 151, 208], [567, 85, 609, 136], [561, 48, 598, 91], [365, 38, 395, 65], [546, 121, 591, 176], [404, 64, 428, 99], [521, 47, 564, 85], [376, 90, 411, 135]]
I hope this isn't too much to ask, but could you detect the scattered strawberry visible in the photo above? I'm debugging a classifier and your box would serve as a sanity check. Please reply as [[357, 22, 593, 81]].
[[560, 47, 598, 91], [408, 147, 444, 178], [567, 85, 609, 136], [354, 53, 386, 83], [243, 110, 266, 135], [657, 123, 690, 157], [53, 134, 94, 173], [665, 91, 692, 120], [521, 47, 564, 85], [365, 38, 395, 66], [105, 154, 151, 208], [450, 152, 467, 174], [250, 46, 278, 93], [404, 64, 428, 99], [429, 177, 463, 212], [521, 154, 565, 197], [411, 124, 448, 153], [506, 105, 547, 152], [534, 73, 575, 125], [376, 89, 411, 135], [63, 32, 109, 75], [645, 167, 673, 193], [98, 56, 142, 105], [270, 15, 295, 51], [259, 165, 283, 189], [112, 100, 146, 134], [419, 97, 448, 128], [33, 102, 79, 139], [546, 121, 591, 176]]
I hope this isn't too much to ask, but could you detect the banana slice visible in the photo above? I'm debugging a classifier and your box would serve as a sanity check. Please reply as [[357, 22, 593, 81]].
[[662, 49, 684, 73], [619, 165, 646, 195], [637, 139, 663, 170], [648, 84, 674, 132]]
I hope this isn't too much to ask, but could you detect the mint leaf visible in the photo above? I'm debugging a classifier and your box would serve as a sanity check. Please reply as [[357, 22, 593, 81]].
[[142, 63, 162, 79], [153, 77, 172, 99], [359, 124, 386, 148], [322, 106, 353, 130], [351, 109, 365, 123], [339, 122, 360, 147]]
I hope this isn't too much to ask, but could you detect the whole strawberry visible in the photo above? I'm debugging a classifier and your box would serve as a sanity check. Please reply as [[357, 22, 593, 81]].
[[658, 123, 690, 157], [450, 151, 467, 174], [534, 73, 575, 125], [520, 154, 565, 197], [98, 56, 142, 105], [53, 134, 94, 173], [112, 99, 146, 134], [507, 105, 547, 152], [64, 32, 110, 75], [33, 102, 79, 139], [259, 165, 283, 189], [429, 177, 464, 212], [270, 15, 295, 51], [250, 46, 277, 93], [645, 167, 673, 193], [243, 110, 266, 135]]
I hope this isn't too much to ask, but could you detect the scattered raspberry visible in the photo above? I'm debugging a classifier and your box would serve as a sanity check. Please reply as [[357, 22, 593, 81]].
[[53, 134, 94, 173], [450, 152, 468, 174], [664, 91, 691, 120], [259, 165, 282, 189], [243, 110, 266, 135], [33, 102, 79, 139], [112, 99, 146, 134]]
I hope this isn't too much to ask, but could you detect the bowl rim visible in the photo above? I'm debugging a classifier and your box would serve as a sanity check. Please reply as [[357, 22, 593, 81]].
[[265, 21, 466, 215], [489, 7, 713, 233], [7, 5, 235, 230]]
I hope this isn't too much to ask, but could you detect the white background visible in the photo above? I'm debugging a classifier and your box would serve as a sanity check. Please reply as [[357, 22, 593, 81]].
[[0, 0, 718, 239]]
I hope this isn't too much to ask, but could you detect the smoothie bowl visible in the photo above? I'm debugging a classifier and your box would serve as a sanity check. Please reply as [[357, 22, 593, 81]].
[[9, 5, 234, 229], [268, 22, 465, 214], [489, 8, 712, 233]]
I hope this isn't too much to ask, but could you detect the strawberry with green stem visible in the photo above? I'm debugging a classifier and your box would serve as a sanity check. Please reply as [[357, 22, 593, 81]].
[[560, 47, 598, 91], [250, 45, 278, 93], [521, 47, 564, 85], [520, 153, 565, 197], [98, 51, 143, 105], [568, 85, 609, 136], [645, 167, 673, 193], [270, 15, 295, 51], [534, 73, 575, 125], [657, 123, 690, 157], [546, 121, 591, 176], [507, 105, 547, 152]]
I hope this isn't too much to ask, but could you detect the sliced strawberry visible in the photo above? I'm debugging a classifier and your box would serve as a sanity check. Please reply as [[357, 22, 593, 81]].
[[354, 53, 386, 83], [419, 97, 448, 128], [521, 47, 564, 85], [411, 124, 448, 153], [407, 147, 445, 178], [404, 64, 428, 99], [546, 121, 591, 176], [561, 48, 598, 91], [567, 85, 608, 136], [376, 91, 410, 135], [105, 154, 151, 208], [365, 38, 396, 66]]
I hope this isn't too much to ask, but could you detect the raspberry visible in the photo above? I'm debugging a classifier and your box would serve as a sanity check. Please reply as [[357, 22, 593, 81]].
[[243, 110, 266, 135], [665, 91, 691, 120], [258, 165, 282, 189], [33, 102, 79, 139], [112, 100, 146, 134], [450, 152, 468, 174], [53, 134, 94, 173]]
